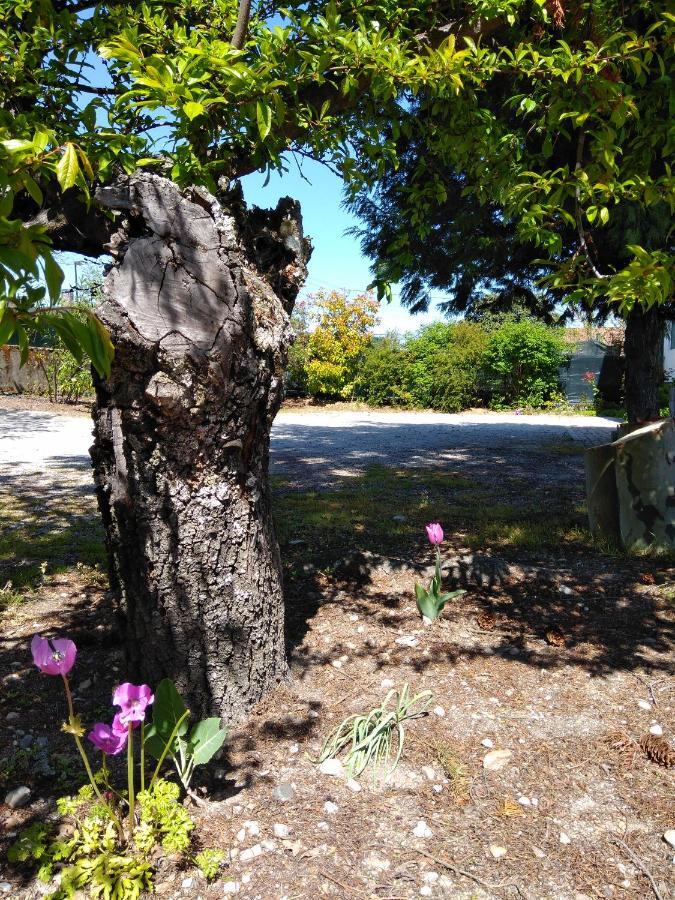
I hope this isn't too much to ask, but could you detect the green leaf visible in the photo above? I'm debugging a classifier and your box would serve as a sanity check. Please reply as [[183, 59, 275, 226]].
[[144, 725, 174, 761], [183, 101, 205, 121], [414, 582, 438, 621], [152, 678, 189, 742], [43, 253, 64, 302], [56, 143, 80, 192], [0, 302, 14, 346], [188, 718, 228, 766], [256, 101, 272, 140]]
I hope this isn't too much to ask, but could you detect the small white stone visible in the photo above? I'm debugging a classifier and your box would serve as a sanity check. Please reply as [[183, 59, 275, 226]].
[[289, 743, 299, 755], [421, 766, 436, 781], [489, 845, 507, 859], [532, 847, 546, 859], [222, 881, 240, 894], [347, 778, 362, 793], [318, 758, 344, 777], [433, 706, 445, 718], [349, 614, 359, 622], [239, 844, 262, 862], [273, 823, 290, 838], [331, 659, 343, 669], [419, 887, 433, 897], [481, 738, 494, 748], [531, 798, 539, 807], [649, 724, 663, 736], [482, 749, 512, 772], [422, 616, 434, 627], [182, 877, 194, 889], [261, 839, 277, 852], [357, 625, 365, 634], [637, 699, 652, 711], [243, 820, 260, 836], [395, 636, 418, 648], [317, 821, 329, 832], [241, 874, 251, 885], [559, 831, 571, 845], [236, 828, 246, 843], [432, 784, 443, 794], [412, 820, 433, 839], [423, 872, 439, 884], [323, 801, 339, 815], [663, 830, 675, 849], [517, 796, 531, 806], [381, 678, 395, 689]]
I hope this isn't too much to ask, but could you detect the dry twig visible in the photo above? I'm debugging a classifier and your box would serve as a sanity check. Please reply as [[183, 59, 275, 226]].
[[612, 838, 664, 900]]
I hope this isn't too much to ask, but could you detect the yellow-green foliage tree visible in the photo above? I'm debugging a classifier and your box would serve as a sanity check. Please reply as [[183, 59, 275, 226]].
[[305, 291, 378, 398]]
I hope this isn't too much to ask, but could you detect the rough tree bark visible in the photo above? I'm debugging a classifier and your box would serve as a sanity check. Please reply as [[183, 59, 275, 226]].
[[89, 173, 310, 723], [623, 304, 664, 424]]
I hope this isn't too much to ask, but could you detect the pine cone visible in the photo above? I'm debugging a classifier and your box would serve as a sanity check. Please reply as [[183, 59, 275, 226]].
[[639, 734, 675, 768], [477, 611, 496, 630], [546, 628, 566, 647]]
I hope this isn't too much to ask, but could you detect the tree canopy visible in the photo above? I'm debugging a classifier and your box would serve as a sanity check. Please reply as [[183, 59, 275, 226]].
[[0, 0, 673, 371]]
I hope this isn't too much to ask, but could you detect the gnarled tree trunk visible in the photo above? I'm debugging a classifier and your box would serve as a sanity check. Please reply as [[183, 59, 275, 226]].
[[624, 304, 664, 424], [89, 173, 310, 723]]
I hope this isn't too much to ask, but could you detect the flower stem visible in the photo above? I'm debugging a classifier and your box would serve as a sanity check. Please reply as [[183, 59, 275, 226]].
[[127, 723, 135, 834], [140, 722, 145, 794], [149, 709, 190, 790]]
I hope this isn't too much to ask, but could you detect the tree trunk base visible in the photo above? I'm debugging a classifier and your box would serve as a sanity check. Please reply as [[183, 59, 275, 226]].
[[90, 174, 310, 723]]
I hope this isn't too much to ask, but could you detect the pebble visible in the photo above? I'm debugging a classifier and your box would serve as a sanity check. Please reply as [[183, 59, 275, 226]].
[[517, 796, 531, 806], [5, 786, 30, 809], [423, 872, 439, 883], [482, 749, 512, 772], [0, 884, 11, 894], [261, 839, 277, 852], [5, 712, 19, 723], [239, 845, 262, 862], [222, 881, 240, 894], [433, 706, 445, 718], [323, 801, 339, 815], [362, 852, 390, 873], [490, 845, 507, 859], [560, 831, 571, 845], [421, 766, 436, 781], [273, 823, 290, 838], [181, 877, 194, 890], [288, 743, 299, 755], [272, 783, 295, 802], [532, 847, 546, 859], [432, 784, 443, 793], [637, 700, 652, 711], [392, 514, 407, 523], [559, 586, 574, 596], [346, 779, 362, 793], [395, 636, 418, 648], [412, 820, 433, 838], [419, 887, 432, 897], [317, 821, 329, 832], [243, 820, 260, 836], [241, 874, 251, 885], [649, 724, 663, 736], [318, 759, 344, 777], [663, 830, 675, 849], [481, 738, 494, 748], [380, 678, 395, 689]]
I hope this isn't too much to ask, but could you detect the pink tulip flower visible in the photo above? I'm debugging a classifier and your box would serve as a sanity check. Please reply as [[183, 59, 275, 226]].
[[425, 523, 444, 545], [87, 719, 128, 756], [112, 682, 154, 725], [31, 635, 77, 676]]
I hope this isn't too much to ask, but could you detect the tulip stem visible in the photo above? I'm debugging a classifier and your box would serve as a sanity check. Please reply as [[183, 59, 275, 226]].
[[140, 722, 145, 794], [127, 723, 135, 834]]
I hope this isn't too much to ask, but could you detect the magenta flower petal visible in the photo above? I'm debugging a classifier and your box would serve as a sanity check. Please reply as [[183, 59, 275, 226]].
[[111, 712, 138, 736], [425, 523, 444, 545], [87, 722, 128, 756], [113, 682, 154, 724], [31, 634, 77, 676]]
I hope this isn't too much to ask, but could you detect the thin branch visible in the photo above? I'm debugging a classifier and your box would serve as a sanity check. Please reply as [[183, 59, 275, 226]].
[[574, 130, 609, 279], [612, 838, 664, 900], [231, 0, 253, 50]]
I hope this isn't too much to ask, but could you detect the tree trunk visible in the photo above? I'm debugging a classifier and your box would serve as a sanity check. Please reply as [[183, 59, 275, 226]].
[[89, 173, 310, 723], [623, 304, 664, 424]]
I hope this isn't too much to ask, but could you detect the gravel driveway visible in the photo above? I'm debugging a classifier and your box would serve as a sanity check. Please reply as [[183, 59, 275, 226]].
[[0, 406, 618, 493]]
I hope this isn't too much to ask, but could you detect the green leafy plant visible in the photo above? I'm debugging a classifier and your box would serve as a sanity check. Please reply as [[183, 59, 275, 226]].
[[194, 848, 225, 881], [317, 683, 432, 780], [144, 679, 228, 793], [415, 523, 465, 622]]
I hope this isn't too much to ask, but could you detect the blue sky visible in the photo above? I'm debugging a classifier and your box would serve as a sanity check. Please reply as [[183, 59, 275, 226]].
[[57, 157, 447, 335]]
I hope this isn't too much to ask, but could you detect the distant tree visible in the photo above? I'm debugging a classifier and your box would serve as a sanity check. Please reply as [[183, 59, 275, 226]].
[[304, 290, 379, 398]]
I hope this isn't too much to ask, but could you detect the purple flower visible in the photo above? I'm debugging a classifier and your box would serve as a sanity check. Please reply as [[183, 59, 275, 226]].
[[31, 635, 77, 676], [87, 718, 128, 756], [425, 523, 444, 545], [112, 683, 154, 725]]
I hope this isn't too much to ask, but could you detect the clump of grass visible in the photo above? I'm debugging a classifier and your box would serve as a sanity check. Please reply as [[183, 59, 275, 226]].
[[0, 580, 28, 611], [317, 684, 432, 781]]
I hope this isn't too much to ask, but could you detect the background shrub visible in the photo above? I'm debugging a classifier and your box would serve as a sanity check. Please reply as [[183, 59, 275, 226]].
[[482, 318, 567, 407]]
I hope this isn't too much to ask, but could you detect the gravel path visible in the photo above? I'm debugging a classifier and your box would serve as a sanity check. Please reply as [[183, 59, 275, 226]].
[[0, 407, 618, 493]]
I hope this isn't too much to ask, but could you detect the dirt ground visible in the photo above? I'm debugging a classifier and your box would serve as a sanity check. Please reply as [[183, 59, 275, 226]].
[[0, 401, 673, 900]]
